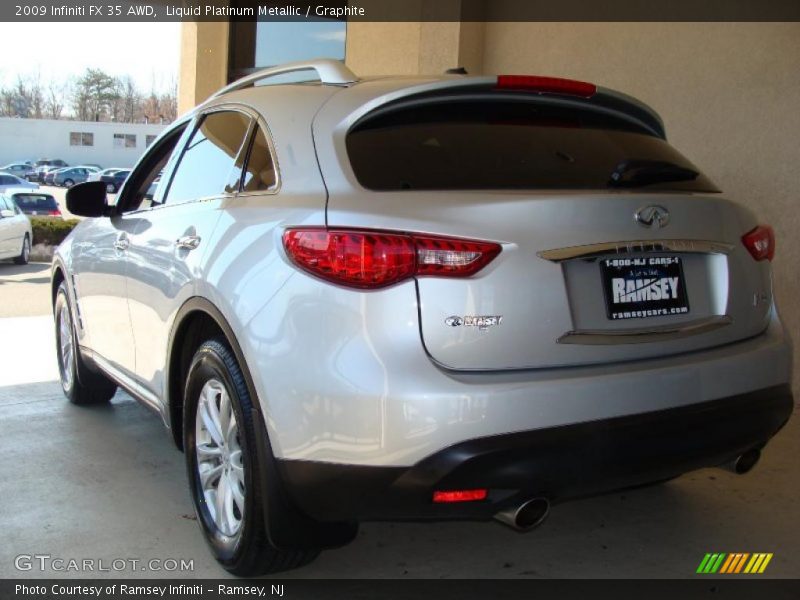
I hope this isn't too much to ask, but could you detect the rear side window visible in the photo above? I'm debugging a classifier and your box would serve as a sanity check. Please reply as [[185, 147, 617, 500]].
[[12, 194, 57, 210], [165, 111, 251, 204], [347, 99, 719, 193], [241, 125, 277, 192]]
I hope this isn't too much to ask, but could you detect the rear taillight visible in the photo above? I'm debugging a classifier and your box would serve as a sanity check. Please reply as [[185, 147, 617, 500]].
[[432, 489, 488, 503], [742, 225, 775, 261], [282, 228, 501, 289], [48, 210, 61, 216], [496, 75, 596, 98]]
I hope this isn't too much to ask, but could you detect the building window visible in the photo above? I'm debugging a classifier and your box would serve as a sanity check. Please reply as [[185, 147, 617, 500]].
[[69, 132, 94, 146], [114, 133, 137, 149], [228, 14, 346, 82], [145, 135, 157, 147]]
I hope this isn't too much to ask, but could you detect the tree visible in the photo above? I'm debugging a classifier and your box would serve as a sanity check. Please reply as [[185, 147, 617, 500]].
[[72, 68, 120, 122], [44, 80, 68, 120]]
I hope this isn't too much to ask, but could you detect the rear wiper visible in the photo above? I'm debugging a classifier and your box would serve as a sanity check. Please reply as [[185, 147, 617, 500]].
[[608, 159, 699, 188]]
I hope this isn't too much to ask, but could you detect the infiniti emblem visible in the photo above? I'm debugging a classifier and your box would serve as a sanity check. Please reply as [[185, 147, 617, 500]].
[[635, 205, 670, 229]]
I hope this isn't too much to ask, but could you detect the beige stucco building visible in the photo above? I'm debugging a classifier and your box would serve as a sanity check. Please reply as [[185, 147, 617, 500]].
[[178, 18, 800, 389]]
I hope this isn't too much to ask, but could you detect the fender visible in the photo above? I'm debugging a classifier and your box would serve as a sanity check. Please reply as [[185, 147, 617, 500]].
[[167, 296, 357, 551]]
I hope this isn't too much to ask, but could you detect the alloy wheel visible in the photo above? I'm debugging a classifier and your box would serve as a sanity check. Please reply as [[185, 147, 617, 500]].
[[195, 378, 245, 538], [58, 303, 74, 391]]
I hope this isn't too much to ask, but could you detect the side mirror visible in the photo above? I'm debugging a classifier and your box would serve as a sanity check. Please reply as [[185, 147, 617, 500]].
[[0, 209, 14, 218], [66, 181, 110, 217]]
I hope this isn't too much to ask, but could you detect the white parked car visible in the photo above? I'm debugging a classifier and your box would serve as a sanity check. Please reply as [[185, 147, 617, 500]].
[[0, 193, 32, 264], [0, 173, 38, 193]]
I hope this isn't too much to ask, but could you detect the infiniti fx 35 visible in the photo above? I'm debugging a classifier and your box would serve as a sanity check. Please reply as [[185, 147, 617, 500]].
[[53, 60, 793, 575]]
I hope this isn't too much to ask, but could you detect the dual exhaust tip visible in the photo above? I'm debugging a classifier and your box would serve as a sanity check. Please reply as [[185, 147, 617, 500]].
[[493, 449, 761, 532]]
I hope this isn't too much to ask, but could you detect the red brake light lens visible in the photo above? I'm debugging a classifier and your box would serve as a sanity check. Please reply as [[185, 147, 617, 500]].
[[742, 225, 775, 261], [282, 229, 501, 289], [496, 75, 596, 98], [48, 210, 61, 216], [432, 489, 488, 503]]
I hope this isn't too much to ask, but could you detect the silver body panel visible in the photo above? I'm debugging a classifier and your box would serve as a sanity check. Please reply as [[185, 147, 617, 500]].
[[54, 74, 793, 469]]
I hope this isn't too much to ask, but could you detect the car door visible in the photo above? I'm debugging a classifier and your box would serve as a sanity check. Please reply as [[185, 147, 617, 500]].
[[124, 108, 253, 402], [0, 196, 16, 257]]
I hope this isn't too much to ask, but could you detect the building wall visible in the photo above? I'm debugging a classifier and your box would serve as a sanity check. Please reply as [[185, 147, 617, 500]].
[[0, 118, 167, 168]]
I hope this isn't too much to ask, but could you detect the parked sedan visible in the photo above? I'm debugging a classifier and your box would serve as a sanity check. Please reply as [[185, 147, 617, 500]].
[[6, 189, 62, 218], [98, 169, 130, 193], [0, 173, 38, 193], [0, 193, 31, 264], [53, 166, 100, 187], [0, 163, 35, 178], [57, 61, 793, 575]]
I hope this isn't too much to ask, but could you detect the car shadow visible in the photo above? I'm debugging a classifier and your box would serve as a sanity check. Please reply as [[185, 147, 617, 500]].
[[0, 262, 50, 284]]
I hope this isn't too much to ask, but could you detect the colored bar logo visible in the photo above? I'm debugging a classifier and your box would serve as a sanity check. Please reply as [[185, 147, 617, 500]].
[[696, 553, 773, 574]]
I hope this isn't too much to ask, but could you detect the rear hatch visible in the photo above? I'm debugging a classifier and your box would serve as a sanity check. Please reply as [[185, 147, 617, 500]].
[[321, 82, 773, 370]]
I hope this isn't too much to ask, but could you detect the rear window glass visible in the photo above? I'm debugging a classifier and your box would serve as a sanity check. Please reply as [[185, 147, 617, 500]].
[[12, 194, 57, 209], [346, 100, 719, 192]]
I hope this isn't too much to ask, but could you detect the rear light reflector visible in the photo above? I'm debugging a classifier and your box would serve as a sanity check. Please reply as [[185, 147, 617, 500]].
[[283, 228, 501, 289], [432, 489, 488, 503], [742, 225, 775, 261], [48, 210, 61, 216], [496, 75, 596, 98]]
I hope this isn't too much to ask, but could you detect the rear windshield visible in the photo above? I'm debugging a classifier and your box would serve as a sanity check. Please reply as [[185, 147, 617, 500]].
[[12, 194, 57, 209], [346, 99, 719, 193]]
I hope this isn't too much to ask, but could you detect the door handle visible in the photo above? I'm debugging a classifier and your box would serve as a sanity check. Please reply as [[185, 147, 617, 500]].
[[176, 235, 201, 250], [113, 234, 129, 251]]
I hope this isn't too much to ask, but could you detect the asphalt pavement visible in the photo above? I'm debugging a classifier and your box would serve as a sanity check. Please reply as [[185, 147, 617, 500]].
[[1, 258, 798, 579]]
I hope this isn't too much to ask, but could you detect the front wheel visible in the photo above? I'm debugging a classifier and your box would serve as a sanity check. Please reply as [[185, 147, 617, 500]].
[[13, 235, 30, 265], [106, 183, 117, 194], [63, 179, 74, 188], [55, 282, 117, 405], [184, 339, 319, 575]]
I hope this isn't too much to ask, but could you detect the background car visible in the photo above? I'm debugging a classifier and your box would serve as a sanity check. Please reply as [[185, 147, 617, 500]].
[[0, 163, 35, 178], [98, 169, 130, 193], [88, 168, 122, 182], [0, 193, 31, 264], [0, 173, 38, 193], [34, 159, 68, 168], [6, 190, 62, 218], [53, 166, 100, 187]]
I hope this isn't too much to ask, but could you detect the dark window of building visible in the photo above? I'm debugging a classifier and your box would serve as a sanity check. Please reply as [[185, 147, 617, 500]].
[[114, 133, 136, 149], [146, 134, 157, 147], [70, 132, 93, 146], [228, 9, 346, 82]]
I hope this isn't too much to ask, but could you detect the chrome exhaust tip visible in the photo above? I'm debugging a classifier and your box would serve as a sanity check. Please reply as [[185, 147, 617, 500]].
[[723, 448, 762, 475], [494, 497, 550, 532]]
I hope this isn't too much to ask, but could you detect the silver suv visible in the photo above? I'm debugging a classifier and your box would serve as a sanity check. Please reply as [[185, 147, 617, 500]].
[[54, 60, 793, 575]]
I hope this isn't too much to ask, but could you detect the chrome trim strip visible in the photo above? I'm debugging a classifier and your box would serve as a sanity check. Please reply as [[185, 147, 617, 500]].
[[557, 315, 733, 345], [85, 349, 162, 413], [538, 239, 734, 262]]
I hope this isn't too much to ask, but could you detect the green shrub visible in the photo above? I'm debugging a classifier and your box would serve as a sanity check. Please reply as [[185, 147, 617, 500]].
[[30, 217, 81, 247]]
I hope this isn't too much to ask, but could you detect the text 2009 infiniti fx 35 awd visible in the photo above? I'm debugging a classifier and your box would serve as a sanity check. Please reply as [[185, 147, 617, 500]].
[[53, 60, 793, 575]]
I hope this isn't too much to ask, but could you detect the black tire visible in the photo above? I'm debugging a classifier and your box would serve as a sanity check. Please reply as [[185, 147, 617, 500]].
[[13, 235, 30, 265], [106, 183, 117, 194], [184, 339, 319, 576], [63, 179, 74, 188], [54, 282, 117, 405]]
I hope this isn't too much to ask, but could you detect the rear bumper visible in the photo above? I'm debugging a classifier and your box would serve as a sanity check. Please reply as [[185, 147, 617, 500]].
[[278, 384, 793, 522]]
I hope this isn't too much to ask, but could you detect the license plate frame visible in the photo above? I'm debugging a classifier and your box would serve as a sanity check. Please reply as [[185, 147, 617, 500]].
[[600, 255, 690, 320]]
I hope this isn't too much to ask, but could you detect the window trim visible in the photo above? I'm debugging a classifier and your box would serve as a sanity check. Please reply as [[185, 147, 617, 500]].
[[160, 103, 281, 206], [235, 109, 281, 198]]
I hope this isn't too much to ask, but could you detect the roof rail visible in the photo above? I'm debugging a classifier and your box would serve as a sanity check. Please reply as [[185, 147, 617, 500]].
[[211, 59, 358, 99]]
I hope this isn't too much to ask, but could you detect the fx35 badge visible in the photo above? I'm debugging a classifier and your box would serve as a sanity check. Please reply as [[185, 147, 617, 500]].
[[445, 315, 503, 331]]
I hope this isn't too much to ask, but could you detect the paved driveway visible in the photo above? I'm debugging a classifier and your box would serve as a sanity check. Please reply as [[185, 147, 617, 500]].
[[1, 260, 798, 579]]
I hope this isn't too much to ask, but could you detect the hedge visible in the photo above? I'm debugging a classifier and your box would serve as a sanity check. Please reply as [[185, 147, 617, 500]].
[[30, 217, 81, 247]]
